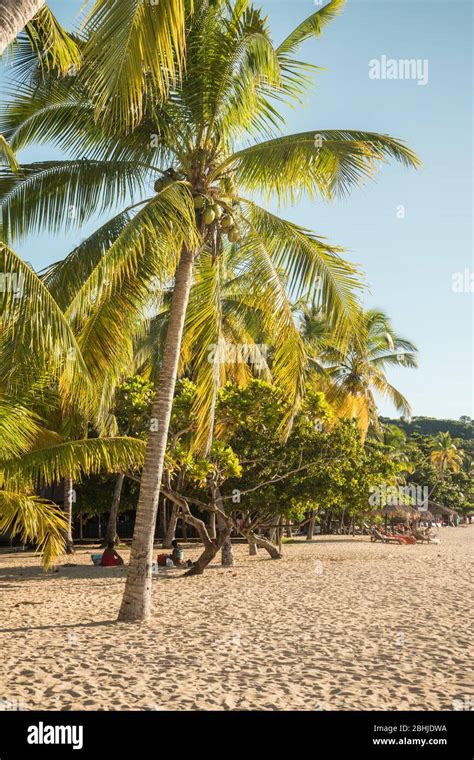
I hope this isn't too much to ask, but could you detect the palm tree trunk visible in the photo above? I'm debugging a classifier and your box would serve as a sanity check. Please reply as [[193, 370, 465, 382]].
[[118, 247, 195, 622], [63, 475, 75, 554], [105, 473, 124, 545], [0, 0, 44, 54]]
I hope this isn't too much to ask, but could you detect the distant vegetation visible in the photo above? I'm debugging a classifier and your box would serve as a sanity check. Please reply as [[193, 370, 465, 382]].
[[380, 417, 474, 440]]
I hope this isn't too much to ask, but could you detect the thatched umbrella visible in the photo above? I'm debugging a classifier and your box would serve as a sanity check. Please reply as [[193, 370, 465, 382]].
[[413, 509, 433, 522], [380, 504, 416, 532]]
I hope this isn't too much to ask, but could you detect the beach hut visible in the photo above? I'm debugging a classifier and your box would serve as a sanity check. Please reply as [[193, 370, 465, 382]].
[[427, 501, 458, 526]]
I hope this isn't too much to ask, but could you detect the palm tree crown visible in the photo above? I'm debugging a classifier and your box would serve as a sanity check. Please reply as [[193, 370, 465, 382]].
[[321, 309, 418, 438]]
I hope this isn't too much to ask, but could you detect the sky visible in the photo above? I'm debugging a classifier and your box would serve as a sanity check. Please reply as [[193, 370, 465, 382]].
[[3, 0, 473, 420]]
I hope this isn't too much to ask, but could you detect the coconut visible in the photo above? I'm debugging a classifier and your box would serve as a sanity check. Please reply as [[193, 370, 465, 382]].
[[213, 204, 222, 219], [203, 208, 216, 225], [228, 229, 240, 243], [220, 214, 233, 229], [193, 195, 206, 209]]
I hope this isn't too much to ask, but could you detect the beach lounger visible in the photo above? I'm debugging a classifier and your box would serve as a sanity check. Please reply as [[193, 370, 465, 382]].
[[370, 527, 404, 544], [396, 534, 416, 544]]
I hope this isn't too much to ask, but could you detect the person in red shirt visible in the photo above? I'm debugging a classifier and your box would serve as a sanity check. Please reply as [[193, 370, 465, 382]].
[[100, 541, 124, 567]]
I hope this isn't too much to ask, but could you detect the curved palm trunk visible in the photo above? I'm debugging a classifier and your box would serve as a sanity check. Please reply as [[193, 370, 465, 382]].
[[0, 0, 44, 54], [105, 472, 124, 545], [118, 248, 195, 622], [63, 475, 75, 554]]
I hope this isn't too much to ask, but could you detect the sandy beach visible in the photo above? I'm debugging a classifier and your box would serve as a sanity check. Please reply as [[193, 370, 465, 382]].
[[0, 526, 472, 712]]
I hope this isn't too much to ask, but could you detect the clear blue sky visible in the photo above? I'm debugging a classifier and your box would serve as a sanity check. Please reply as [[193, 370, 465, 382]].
[[4, 0, 473, 419]]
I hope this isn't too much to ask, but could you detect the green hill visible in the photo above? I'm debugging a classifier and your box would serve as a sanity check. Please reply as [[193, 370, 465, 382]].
[[379, 416, 474, 440]]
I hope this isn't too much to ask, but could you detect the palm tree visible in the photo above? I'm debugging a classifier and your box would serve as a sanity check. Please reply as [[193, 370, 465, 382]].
[[0, 0, 420, 620], [430, 432, 464, 475], [321, 309, 418, 439]]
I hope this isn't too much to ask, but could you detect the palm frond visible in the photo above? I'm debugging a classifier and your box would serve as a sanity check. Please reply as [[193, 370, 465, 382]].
[[0, 134, 19, 172], [0, 491, 66, 569], [0, 398, 43, 458], [0, 242, 92, 411], [41, 207, 133, 310], [1, 436, 146, 492], [277, 0, 345, 55], [23, 5, 82, 76], [65, 182, 198, 328], [0, 159, 152, 240], [220, 130, 420, 203], [236, 231, 308, 437], [82, 0, 188, 131], [243, 201, 364, 346]]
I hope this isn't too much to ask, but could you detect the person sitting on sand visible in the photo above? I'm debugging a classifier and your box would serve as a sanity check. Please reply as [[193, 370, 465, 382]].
[[157, 540, 192, 568], [171, 539, 185, 566], [100, 541, 124, 567]]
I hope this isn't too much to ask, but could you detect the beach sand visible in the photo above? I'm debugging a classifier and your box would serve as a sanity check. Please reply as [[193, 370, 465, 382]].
[[0, 526, 472, 711]]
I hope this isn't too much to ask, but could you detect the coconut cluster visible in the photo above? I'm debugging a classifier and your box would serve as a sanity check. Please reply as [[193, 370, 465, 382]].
[[193, 194, 241, 243], [153, 171, 241, 244]]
